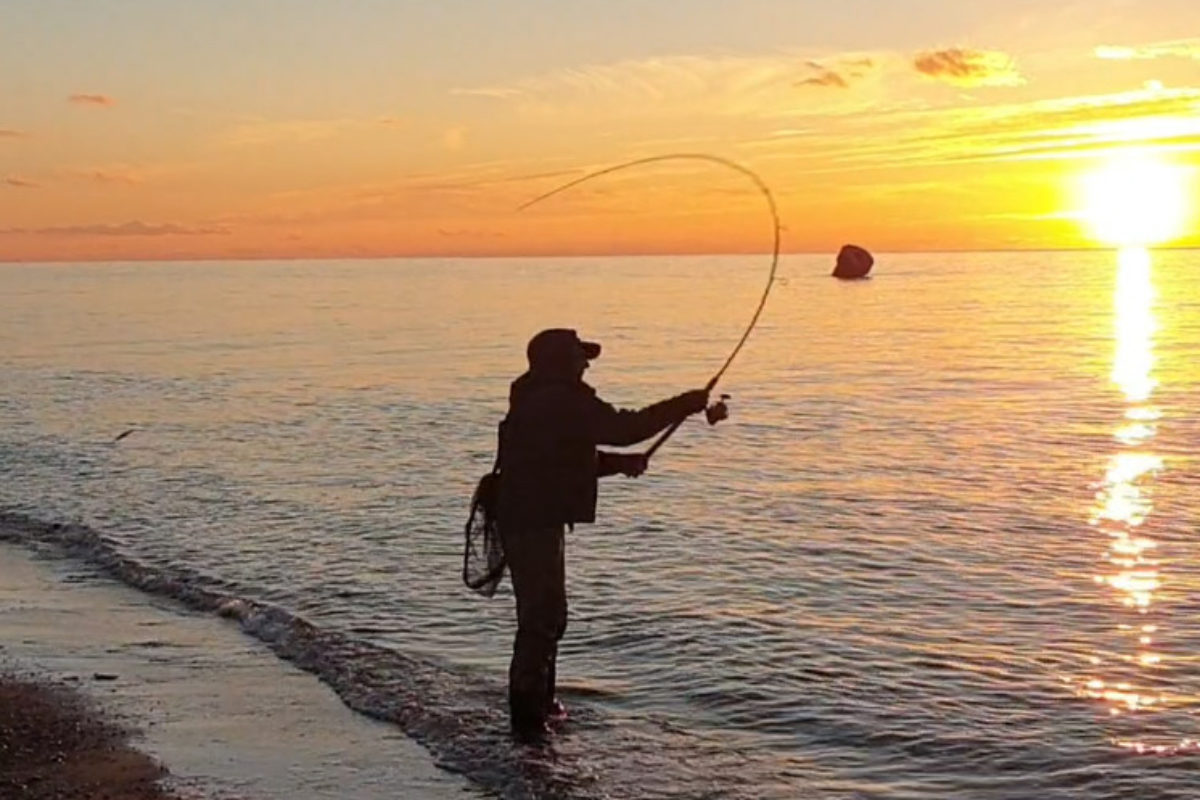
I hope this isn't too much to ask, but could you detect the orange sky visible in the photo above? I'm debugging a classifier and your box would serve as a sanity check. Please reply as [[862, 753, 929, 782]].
[[2, 2, 1199, 261]]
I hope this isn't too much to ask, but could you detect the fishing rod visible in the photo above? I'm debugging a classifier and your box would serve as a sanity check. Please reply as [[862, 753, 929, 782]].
[[518, 153, 781, 461]]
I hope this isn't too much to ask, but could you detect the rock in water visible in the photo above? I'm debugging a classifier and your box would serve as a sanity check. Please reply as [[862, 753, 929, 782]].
[[833, 244, 874, 279]]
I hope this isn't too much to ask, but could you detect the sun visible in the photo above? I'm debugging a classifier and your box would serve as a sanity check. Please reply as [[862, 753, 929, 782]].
[[1076, 149, 1191, 247]]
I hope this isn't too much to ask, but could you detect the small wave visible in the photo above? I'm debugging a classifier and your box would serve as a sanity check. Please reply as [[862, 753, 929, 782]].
[[0, 510, 779, 800]]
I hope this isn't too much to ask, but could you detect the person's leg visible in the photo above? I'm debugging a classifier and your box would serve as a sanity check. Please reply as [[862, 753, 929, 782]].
[[546, 528, 568, 720], [505, 525, 566, 738]]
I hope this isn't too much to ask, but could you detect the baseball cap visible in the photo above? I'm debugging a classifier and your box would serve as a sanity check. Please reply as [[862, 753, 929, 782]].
[[526, 328, 601, 368]]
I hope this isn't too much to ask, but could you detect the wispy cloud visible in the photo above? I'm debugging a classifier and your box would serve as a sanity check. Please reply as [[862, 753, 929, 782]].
[[58, 160, 201, 187], [797, 69, 848, 89], [930, 86, 1200, 158], [88, 170, 142, 185], [2, 221, 229, 237], [752, 85, 1200, 176], [913, 48, 1024, 87], [0, 128, 29, 139], [219, 116, 400, 147], [796, 58, 875, 89], [1096, 39, 1200, 61], [68, 93, 117, 107], [453, 52, 879, 118], [4, 176, 39, 188], [451, 87, 523, 100], [70, 167, 144, 185]]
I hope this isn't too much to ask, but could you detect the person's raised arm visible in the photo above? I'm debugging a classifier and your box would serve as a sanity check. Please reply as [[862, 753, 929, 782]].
[[585, 389, 708, 447]]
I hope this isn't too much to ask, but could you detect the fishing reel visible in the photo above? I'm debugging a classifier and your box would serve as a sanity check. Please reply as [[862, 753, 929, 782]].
[[706, 394, 731, 425]]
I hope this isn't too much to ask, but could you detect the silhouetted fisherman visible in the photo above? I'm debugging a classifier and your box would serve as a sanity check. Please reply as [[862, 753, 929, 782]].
[[499, 328, 710, 741]]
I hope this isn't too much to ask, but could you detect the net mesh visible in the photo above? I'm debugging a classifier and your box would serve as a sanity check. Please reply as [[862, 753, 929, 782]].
[[462, 470, 505, 597]]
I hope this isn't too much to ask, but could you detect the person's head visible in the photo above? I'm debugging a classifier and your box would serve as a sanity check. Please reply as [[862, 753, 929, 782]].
[[526, 328, 601, 381]]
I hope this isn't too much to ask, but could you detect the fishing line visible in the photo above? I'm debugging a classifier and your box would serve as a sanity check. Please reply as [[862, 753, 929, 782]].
[[517, 153, 781, 460]]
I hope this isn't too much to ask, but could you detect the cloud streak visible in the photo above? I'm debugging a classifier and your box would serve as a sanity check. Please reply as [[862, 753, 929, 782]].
[[751, 85, 1200, 175], [913, 48, 1024, 87], [68, 93, 117, 107], [437, 228, 505, 239], [0, 128, 28, 139], [2, 221, 229, 237], [1096, 39, 1200, 61], [4, 176, 39, 188]]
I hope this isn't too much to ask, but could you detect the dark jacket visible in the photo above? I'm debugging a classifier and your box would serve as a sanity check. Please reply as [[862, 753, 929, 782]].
[[498, 371, 701, 527]]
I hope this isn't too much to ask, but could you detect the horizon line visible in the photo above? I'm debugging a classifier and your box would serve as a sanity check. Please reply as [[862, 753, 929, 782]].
[[2, 244, 1197, 266]]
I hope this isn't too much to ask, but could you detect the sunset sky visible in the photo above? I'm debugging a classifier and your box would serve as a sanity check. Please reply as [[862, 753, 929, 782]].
[[2, 0, 1199, 261]]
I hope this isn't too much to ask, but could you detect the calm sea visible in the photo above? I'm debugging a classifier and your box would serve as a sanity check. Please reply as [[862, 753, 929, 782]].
[[1, 252, 1198, 799]]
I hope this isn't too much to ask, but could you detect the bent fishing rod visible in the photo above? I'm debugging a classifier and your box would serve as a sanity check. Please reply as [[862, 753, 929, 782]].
[[518, 153, 781, 461]]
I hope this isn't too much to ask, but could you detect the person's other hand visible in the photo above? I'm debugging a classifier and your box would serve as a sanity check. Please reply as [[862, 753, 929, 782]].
[[620, 453, 649, 478]]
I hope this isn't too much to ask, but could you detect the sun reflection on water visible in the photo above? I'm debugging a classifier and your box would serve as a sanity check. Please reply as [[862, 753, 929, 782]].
[[1073, 248, 1195, 753], [1110, 247, 1157, 403]]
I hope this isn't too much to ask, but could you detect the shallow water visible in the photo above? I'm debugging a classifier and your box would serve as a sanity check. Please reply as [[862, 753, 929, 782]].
[[1, 251, 1198, 798]]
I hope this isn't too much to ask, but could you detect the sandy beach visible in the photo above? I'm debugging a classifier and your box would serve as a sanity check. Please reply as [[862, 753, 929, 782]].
[[0, 671, 181, 800], [0, 537, 474, 800]]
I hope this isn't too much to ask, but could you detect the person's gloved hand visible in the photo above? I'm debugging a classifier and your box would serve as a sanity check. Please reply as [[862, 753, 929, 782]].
[[706, 395, 730, 425]]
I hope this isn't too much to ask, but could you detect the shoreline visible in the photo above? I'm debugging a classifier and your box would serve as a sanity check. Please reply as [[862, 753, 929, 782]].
[[0, 536, 475, 800]]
